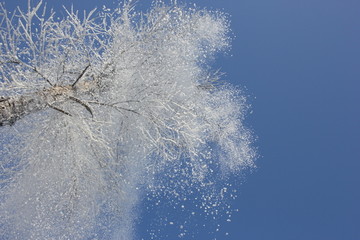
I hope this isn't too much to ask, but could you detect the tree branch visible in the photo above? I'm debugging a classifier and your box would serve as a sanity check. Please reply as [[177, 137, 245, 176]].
[[72, 64, 91, 87]]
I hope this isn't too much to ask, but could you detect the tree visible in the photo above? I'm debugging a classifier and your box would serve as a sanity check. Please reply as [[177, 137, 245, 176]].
[[0, 1, 255, 239]]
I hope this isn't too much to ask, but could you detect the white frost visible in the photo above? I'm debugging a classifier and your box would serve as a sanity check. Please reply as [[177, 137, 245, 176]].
[[0, 1, 255, 239]]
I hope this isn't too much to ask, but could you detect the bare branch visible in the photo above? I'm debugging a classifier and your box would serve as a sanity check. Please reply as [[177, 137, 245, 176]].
[[72, 64, 90, 87], [68, 95, 93, 117], [48, 104, 72, 116]]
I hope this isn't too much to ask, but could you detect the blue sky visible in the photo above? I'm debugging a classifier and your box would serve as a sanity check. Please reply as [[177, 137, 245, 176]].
[[222, 0, 360, 239], [4, 0, 360, 239]]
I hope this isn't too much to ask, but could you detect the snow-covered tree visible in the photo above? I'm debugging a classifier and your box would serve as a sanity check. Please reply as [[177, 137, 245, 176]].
[[0, 1, 255, 239]]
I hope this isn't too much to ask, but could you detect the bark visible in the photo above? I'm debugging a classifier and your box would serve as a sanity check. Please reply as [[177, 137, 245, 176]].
[[0, 86, 76, 126]]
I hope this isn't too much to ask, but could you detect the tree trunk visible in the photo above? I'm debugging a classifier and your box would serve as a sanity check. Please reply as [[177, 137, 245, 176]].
[[0, 86, 75, 126]]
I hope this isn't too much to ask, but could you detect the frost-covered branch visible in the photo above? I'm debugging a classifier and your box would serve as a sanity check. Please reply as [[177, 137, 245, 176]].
[[0, 1, 255, 239]]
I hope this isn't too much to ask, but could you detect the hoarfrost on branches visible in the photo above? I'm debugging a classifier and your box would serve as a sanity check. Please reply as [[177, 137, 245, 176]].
[[0, 1, 255, 239]]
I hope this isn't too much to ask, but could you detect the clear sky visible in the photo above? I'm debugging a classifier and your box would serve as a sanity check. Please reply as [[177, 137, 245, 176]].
[[4, 0, 360, 239]]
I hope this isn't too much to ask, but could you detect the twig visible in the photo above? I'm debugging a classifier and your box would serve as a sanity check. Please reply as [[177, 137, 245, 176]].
[[33, 67, 53, 86], [48, 104, 72, 116], [68, 96, 93, 117], [88, 101, 140, 115], [72, 64, 90, 87], [0, 59, 53, 86]]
